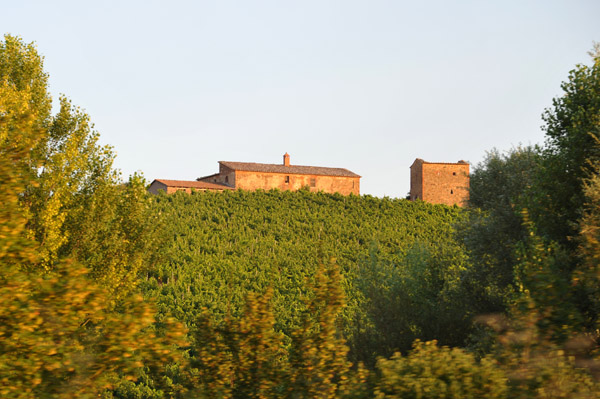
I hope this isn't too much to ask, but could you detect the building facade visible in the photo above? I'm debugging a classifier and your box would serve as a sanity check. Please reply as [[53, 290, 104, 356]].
[[148, 179, 233, 194], [197, 153, 361, 195], [410, 158, 469, 206]]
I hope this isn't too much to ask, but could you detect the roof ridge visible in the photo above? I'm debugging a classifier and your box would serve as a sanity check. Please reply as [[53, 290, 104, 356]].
[[220, 160, 350, 168], [219, 161, 360, 177]]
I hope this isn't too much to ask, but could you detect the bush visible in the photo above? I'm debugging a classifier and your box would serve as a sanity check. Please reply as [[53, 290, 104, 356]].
[[374, 340, 507, 399]]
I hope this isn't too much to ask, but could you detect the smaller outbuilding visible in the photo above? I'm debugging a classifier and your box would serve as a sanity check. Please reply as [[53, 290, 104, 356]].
[[148, 179, 233, 195]]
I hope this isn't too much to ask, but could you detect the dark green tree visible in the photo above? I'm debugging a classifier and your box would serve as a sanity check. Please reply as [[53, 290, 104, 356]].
[[536, 51, 600, 248], [459, 146, 542, 314], [350, 241, 470, 367]]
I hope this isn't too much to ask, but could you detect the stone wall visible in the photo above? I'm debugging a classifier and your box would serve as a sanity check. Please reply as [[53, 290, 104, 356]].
[[410, 160, 424, 200], [148, 180, 168, 195], [421, 163, 469, 206], [148, 180, 231, 194], [148, 181, 188, 194], [202, 165, 236, 187], [234, 170, 359, 195]]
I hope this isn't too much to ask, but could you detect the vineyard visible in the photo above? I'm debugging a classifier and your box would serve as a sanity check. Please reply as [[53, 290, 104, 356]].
[[142, 188, 468, 362]]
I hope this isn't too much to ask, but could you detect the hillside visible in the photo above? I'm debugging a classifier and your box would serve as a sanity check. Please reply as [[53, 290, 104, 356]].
[[142, 189, 467, 355]]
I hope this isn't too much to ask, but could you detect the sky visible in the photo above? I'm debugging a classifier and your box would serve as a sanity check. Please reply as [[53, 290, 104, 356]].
[[2, 0, 600, 197]]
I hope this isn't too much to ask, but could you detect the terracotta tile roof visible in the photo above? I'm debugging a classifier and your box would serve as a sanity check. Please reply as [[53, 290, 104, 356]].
[[152, 179, 233, 190], [219, 161, 361, 178]]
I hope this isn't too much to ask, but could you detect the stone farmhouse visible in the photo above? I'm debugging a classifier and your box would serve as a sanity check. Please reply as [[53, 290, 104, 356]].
[[409, 158, 470, 206], [147, 179, 233, 195], [197, 153, 361, 195], [148, 155, 469, 205]]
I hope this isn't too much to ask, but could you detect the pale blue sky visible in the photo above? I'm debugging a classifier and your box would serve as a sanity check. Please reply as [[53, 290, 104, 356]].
[[2, 1, 600, 197]]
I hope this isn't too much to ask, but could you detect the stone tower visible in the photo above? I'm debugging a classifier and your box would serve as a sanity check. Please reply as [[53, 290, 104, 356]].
[[410, 159, 469, 206]]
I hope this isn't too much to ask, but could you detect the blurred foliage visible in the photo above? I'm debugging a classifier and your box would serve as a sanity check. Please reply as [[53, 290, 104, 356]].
[[190, 288, 288, 399], [577, 163, 600, 332], [374, 340, 507, 399], [285, 259, 353, 399], [0, 263, 187, 399], [0, 35, 186, 398], [1, 34, 163, 303], [185, 259, 359, 399]]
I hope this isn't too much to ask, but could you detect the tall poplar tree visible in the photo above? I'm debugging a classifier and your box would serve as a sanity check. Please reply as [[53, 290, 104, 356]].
[[0, 79, 185, 399], [0, 34, 162, 301]]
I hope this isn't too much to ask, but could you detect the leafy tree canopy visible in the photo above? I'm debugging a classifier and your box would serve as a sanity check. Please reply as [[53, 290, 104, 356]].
[[537, 50, 600, 246], [0, 34, 163, 302]]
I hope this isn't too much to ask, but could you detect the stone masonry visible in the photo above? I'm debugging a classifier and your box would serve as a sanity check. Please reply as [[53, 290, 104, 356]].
[[148, 179, 233, 194], [198, 153, 360, 195], [410, 159, 469, 206]]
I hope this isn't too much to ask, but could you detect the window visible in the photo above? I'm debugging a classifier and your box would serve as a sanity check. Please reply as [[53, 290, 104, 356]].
[[225, 176, 229, 183], [452, 172, 456, 176], [310, 178, 316, 187], [450, 189, 454, 194], [285, 176, 290, 184]]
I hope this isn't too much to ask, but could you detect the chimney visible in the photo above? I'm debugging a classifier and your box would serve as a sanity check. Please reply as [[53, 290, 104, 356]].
[[283, 152, 290, 166]]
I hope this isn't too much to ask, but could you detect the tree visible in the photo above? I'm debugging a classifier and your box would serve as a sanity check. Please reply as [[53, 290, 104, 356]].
[[576, 164, 600, 331], [458, 147, 542, 314], [0, 81, 186, 399], [0, 80, 43, 269], [536, 50, 600, 247], [286, 259, 354, 399], [0, 34, 51, 127], [350, 241, 471, 368], [1, 34, 163, 302], [190, 289, 288, 399]]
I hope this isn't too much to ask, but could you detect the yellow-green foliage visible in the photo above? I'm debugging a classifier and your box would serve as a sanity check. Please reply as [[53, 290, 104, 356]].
[[0, 263, 187, 399], [189, 261, 357, 399], [0, 38, 187, 399], [3, 35, 600, 399], [479, 302, 600, 399], [504, 345, 600, 399], [286, 260, 353, 399], [191, 289, 287, 399], [0, 82, 40, 267], [1, 35, 163, 303], [374, 340, 508, 399], [577, 165, 600, 332]]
